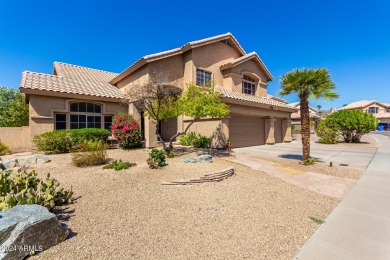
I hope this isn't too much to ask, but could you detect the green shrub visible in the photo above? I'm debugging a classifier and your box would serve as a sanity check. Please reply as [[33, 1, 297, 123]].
[[178, 132, 197, 146], [33, 128, 110, 154], [316, 119, 339, 144], [0, 168, 73, 211], [301, 157, 316, 165], [178, 132, 210, 148], [324, 110, 378, 143], [193, 135, 210, 148], [72, 140, 109, 167], [167, 150, 175, 158], [103, 159, 136, 171], [147, 148, 166, 169], [0, 139, 10, 156]]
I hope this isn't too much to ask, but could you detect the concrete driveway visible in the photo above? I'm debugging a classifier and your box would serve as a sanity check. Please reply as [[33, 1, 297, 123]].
[[233, 134, 377, 170]]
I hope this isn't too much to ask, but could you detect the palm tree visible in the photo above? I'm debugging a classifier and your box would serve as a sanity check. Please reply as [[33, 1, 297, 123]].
[[316, 104, 322, 110], [279, 68, 339, 160]]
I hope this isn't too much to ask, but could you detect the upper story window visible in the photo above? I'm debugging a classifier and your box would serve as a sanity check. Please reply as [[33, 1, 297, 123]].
[[242, 75, 256, 95], [196, 69, 212, 86], [386, 108, 390, 113], [368, 107, 378, 114]]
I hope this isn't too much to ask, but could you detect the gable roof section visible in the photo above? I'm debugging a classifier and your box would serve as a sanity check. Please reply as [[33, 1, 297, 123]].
[[220, 52, 273, 81], [217, 87, 297, 112], [340, 100, 390, 110], [54, 62, 118, 83], [20, 63, 124, 100], [110, 32, 247, 84]]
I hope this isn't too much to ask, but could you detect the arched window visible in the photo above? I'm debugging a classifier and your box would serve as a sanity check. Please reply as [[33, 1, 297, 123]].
[[69, 102, 102, 129], [242, 75, 256, 95], [55, 102, 114, 130]]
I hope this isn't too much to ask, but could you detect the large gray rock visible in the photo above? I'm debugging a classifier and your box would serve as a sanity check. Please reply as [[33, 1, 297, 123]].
[[0, 205, 68, 260], [182, 154, 213, 163], [1, 154, 50, 169]]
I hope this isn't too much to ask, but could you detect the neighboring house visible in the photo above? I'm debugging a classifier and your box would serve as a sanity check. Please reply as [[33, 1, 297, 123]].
[[318, 107, 337, 118], [341, 100, 390, 130], [289, 102, 321, 133], [17, 33, 297, 150]]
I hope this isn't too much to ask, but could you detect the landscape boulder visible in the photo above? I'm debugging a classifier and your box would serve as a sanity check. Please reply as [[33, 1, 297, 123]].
[[182, 154, 213, 163], [0, 154, 50, 169], [0, 205, 68, 260]]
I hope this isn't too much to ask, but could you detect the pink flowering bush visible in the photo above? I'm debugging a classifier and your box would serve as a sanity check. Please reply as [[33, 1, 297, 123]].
[[111, 113, 142, 148]]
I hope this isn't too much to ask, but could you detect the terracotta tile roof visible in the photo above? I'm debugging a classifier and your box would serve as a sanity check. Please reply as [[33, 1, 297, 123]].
[[266, 94, 289, 104], [19, 67, 124, 100], [110, 33, 247, 84], [217, 87, 297, 111], [220, 52, 273, 81], [340, 100, 390, 110], [53, 62, 118, 83]]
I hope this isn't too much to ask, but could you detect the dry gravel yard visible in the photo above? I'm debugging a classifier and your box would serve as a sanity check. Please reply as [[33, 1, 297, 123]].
[[29, 149, 339, 259]]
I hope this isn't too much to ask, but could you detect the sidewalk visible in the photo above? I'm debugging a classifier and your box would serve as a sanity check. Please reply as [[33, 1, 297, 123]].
[[295, 134, 390, 259]]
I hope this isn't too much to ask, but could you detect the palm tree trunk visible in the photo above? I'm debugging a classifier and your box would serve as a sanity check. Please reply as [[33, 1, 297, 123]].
[[300, 95, 311, 160]]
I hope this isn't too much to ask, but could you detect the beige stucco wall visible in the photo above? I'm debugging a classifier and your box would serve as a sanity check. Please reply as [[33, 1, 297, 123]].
[[183, 118, 229, 148], [117, 54, 185, 94], [191, 41, 240, 87], [229, 103, 291, 118], [28, 95, 126, 150], [0, 127, 30, 153]]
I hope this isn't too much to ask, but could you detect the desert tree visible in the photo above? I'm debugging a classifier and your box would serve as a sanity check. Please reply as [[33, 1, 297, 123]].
[[125, 74, 230, 152], [279, 68, 339, 161], [167, 82, 230, 150], [125, 72, 182, 152]]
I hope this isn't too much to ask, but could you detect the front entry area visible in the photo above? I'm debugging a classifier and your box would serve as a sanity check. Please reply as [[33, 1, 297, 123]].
[[229, 115, 265, 148]]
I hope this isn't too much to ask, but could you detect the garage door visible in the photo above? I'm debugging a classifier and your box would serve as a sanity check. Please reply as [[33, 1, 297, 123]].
[[229, 116, 265, 148], [274, 118, 283, 143]]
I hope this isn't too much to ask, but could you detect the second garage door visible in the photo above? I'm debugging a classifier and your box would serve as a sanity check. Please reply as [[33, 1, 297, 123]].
[[229, 116, 265, 148]]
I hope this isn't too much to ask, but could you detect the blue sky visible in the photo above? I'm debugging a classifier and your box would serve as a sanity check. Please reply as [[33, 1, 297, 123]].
[[1, 0, 389, 109]]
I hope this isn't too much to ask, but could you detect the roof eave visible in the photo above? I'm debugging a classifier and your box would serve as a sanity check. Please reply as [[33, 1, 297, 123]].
[[222, 97, 297, 113], [20, 88, 127, 103]]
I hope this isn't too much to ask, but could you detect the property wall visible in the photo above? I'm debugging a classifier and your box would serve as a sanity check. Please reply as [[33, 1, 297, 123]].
[[0, 126, 30, 153]]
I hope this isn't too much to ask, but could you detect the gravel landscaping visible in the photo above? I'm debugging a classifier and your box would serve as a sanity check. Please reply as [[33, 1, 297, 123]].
[[29, 149, 339, 259]]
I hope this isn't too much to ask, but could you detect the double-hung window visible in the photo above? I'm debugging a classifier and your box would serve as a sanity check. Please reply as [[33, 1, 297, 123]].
[[196, 69, 212, 86], [242, 75, 256, 95]]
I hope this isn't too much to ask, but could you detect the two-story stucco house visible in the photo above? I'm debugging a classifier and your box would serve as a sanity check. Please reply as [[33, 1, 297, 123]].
[[19, 33, 296, 149], [341, 100, 390, 130]]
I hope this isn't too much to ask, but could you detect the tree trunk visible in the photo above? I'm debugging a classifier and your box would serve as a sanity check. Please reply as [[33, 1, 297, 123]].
[[155, 120, 169, 153], [168, 119, 196, 150], [300, 96, 311, 160]]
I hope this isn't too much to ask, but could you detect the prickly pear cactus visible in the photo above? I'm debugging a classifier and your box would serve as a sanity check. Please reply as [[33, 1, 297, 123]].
[[0, 169, 73, 211]]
